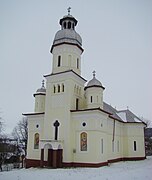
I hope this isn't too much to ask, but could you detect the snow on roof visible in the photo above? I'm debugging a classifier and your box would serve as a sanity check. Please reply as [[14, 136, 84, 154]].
[[103, 102, 143, 123], [116, 112, 127, 122]]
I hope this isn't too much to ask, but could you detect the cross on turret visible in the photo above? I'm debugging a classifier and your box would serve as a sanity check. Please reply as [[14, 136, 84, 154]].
[[93, 70, 96, 78], [42, 80, 45, 88], [67, 7, 71, 15]]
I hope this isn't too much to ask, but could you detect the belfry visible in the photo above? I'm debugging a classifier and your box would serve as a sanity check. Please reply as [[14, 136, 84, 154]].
[[23, 9, 146, 168]]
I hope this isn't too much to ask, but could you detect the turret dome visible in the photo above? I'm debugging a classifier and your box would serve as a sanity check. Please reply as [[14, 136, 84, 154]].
[[50, 9, 83, 53], [85, 71, 105, 90], [36, 87, 46, 93], [36, 80, 46, 93], [53, 28, 82, 46], [34, 80, 46, 97]]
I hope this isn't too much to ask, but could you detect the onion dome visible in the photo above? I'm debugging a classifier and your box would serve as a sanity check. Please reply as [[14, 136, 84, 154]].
[[34, 80, 46, 97], [50, 7, 83, 52], [85, 71, 105, 90]]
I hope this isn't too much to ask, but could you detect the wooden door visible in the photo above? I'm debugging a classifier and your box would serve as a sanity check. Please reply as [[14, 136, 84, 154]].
[[48, 149, 53, 167], [57, 149, 63, 168]]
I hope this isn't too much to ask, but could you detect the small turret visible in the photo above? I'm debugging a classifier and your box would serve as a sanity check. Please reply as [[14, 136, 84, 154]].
[[33, 80, 46, 112], [84, 71, 105, 109]]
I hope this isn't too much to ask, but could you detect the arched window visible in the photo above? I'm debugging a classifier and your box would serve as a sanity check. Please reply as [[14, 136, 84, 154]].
[[64, 22, 66, 29], [134, 141, 137, 151], [58, 84, 60, 93], [74, 85, 76, 93], [68, 21, 71, 29], [80, 132, 87, 151], [58, 56, 61, 67], [34, 133, 39, 149], [77, 86, 79, 94], [101, 139, 103, 154], [79, 87, 81, 95], [97, 96, 98, 102], [62, 84, 64, 92], [77, 58, 79, 69], [53, 85, 56, 93], [68, 55, 71, 67], [76, 98, 79, 110], [90, 96, 93, 103], [72, 23, 74, 29]]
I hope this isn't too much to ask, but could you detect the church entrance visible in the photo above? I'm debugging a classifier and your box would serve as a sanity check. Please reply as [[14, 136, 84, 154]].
[[40, 144, 63, 168], [47, 149, 53, 167]]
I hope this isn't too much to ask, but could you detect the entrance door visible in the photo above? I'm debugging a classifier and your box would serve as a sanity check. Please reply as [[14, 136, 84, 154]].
[[56, 149, 63, 168], [48, 149, 53, 167]]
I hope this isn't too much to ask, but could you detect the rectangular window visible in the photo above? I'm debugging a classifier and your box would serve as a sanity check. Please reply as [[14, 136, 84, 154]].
[[101, 139, 103, 154], [134, 141, 137, 151]]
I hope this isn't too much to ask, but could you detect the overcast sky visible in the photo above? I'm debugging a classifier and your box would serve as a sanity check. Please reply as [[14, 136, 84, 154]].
[[0, 0, 152, 133]]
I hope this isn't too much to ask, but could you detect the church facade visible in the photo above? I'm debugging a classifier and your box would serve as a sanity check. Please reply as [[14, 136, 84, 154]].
[[23, 12, 146, 168]]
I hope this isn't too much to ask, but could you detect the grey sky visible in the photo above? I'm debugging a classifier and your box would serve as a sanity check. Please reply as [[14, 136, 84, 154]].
[[0, 0, 152, 133]]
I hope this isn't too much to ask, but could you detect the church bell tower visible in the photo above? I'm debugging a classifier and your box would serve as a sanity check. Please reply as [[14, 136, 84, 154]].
[[43, 8, 86, 145], [50, 8, 83, 75]]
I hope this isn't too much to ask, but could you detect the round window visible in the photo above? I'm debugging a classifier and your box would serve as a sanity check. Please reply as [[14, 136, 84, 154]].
[[82, 122, 86, 127]]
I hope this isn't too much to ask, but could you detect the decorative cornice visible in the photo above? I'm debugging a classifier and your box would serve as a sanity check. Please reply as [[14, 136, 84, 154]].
[[84, 85, 105, 90], [50, 42, 84, 53], [44, 69, 87, 82], [33, 93, 46, 97], [70, 107, 112, 115], [71, 108, 146, 125], [22, 112, 45, 116]]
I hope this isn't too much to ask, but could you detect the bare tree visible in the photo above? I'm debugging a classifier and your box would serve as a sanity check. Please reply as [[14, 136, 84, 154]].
[[0, 113, 4, 135], [141, 117, 152, 128], [12, 117, 28, 155]]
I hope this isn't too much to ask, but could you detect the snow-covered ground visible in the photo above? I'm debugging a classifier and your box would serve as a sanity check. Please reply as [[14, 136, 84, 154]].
[[0, 157, 152, 180]]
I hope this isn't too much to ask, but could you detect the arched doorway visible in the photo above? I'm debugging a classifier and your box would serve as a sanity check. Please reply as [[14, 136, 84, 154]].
[[44, 143, 53, 167], [56, 144, 63, 168], [40, 143, 63, 168]]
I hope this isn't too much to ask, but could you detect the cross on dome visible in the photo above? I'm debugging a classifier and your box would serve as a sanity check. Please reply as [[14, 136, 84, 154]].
[[93, 70, 96, 78], [67, 7, 71, 15], [42, 80, 45, 88]]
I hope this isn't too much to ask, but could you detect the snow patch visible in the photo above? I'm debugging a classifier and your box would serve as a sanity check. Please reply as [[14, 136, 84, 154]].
[[1, 157, 152, 180]]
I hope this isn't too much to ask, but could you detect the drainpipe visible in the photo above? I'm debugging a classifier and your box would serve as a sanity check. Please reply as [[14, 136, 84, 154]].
[[112, 120, 115, 142]]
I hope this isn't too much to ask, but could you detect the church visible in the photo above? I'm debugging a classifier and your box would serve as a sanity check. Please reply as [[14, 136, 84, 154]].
[[23, 10, 146, 168]]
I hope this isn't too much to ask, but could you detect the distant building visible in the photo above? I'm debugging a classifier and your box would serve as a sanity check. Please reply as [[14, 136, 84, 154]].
[[23, 11, 146, 168]]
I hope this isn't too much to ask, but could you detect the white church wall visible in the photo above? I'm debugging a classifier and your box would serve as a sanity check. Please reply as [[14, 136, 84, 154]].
[[123, 123, 145, 158], [26, 114, 44, 160], [85, 87, 103, 109], [71, 110, 110, 163], [41, 71, 86, 163], [52, 44, 82, 75], [73, 130, 108, 163], [34, 95, 45, 112]]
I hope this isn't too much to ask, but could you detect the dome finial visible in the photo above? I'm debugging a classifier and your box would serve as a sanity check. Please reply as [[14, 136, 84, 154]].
[[93, 70, 96, 78], [67, 7, 71, 15], [42, 80, 45, 88]]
